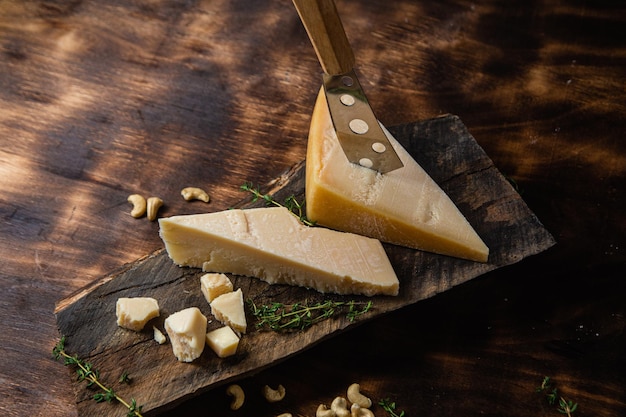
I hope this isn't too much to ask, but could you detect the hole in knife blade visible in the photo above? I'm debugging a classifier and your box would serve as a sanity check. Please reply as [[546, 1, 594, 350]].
[[349, 119, 369, 134], [359, 158, 373, 168], [372, 142, 386, 153], [341, 76, 354, 87], [340, 94, 355, 106]]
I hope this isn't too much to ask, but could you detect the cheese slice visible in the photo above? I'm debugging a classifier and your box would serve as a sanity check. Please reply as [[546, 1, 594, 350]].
[[164, 307, 207, 362], [305, 88, 489, 262], [115, 297, 160, 331], [158, 206, 399, 296], [210, 288, 247, 334]]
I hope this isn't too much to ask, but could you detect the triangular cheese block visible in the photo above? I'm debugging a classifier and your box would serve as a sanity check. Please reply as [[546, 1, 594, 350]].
[[158, 207, 399, 296], [305, 88, 489, 262], [210, 289, 247, 334]]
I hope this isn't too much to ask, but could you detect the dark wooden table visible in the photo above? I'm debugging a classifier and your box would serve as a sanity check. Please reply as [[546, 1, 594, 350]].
[[1, 0, 624, 416]]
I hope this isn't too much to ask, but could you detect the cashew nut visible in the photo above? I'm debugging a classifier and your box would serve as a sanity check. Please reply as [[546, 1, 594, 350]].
[[127, 194, 147, 218], [347, 383, 372, 409], [316, 404, 336, 417], [146, 196, 163, 221], [331, 396, 351, 417], [263, 384, 286, 403], [181, 186, 210, 203], [226, 384, 245, 410], [351, 403, 375, 417]]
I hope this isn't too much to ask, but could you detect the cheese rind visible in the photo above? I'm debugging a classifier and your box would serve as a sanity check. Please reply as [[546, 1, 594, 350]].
[[210, 288, 247, 333], [206, 326, 240, 358], [159, 207, 399, 296], [164, 307, 207, 362], [200, 273, 233, 303], [305, 88, 489, 262], [115, 297, 160, 331]]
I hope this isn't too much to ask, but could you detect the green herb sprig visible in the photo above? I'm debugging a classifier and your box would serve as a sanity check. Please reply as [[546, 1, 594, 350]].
[[248, 299, 372, 331], [379, 398, 406, 417], [53, 336, 144, 417], [536, 376, 578, 416], [240, 182, 315, 226]]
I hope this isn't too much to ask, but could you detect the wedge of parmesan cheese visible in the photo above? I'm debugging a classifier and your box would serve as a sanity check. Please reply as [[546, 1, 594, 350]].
[[159, 206, 399, 297], [164, 307, 207, 362], [210, 288, 247, 334], [200, 273, 233, 303], [206, 326, 240, 358], [115, 297, 160, 331], [305, 88, 489, 262]]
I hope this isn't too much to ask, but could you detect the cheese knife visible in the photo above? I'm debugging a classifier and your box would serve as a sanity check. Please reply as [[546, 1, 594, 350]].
[[292, 0, 404, 174]]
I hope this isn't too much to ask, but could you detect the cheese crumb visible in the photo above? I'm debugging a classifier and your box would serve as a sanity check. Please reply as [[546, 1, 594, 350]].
[[153, 326, 166, 344], [210, 288, 247, 334], [206, 326, 240, 358], [164, 307, 208, 362], [200, 273, 233, 303], [116, 297, 160, 331]]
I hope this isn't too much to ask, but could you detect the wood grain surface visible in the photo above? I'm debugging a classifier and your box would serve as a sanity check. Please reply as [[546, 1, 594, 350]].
[[1, 0, 624, 417]]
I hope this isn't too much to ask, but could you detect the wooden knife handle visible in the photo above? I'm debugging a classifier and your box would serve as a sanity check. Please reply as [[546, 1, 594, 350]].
[[292, 0, 356, 75]]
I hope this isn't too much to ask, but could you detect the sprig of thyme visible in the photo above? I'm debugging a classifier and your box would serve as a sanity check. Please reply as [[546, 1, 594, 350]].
[[558, 397, 578, 416], [536, 376, 578, 416], [53, 336, 144, 417], [240, 182, 315, 226], [379, 398, 405, 417], [247, 299, 372, 331]]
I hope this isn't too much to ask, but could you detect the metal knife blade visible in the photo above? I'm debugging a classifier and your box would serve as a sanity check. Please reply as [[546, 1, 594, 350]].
[[323, 70, 404, 173], [292, 0, 404, 174]]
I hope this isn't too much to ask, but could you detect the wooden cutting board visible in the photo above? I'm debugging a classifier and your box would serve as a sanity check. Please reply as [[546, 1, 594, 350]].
[[55, 114, 555, 417]]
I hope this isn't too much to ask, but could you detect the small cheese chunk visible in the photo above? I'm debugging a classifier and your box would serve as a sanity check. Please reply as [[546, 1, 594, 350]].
[[115, 297, 160, 331], [164, 307, 207, 362], [200, 273, 233, 303], [206, 326, 240, 358], [153, 326, 167, 344], [159, 207, 399, 297], [305, 88, 489, 262], [210, 288, 247, 334]]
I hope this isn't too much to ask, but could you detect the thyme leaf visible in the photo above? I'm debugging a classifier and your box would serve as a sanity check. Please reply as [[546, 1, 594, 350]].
[[379, 398, 406, 417]]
